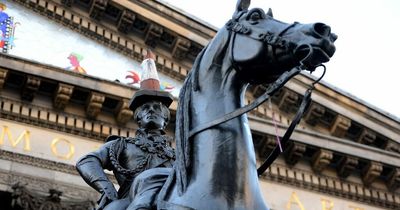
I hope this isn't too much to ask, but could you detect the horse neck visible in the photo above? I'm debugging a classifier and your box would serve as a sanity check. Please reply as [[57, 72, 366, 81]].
[[189, 59, 259, 184], [192, 63, 245, 124]]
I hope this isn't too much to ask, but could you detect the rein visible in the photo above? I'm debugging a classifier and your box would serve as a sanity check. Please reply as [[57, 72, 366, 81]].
[[188, 18, 327, 175]]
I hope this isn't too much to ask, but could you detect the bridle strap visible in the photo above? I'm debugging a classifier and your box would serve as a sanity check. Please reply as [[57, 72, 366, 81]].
[[257, 88, 312, 176], [188, 66, 302, 138], [225, 19, 298, 51]]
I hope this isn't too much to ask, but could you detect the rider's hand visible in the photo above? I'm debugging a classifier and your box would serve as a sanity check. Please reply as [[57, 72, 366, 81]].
[[96, 182, 118, 210]]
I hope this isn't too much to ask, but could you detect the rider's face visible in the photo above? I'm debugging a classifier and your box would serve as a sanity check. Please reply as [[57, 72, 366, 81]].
[[137, 101, 166, 130]]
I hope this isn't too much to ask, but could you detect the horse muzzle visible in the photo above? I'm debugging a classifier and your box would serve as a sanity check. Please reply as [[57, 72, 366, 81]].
[[290, 22, 337, 70]]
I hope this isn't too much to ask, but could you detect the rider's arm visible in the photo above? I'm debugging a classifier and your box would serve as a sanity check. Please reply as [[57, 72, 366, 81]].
[[76, 140, 118, 200]]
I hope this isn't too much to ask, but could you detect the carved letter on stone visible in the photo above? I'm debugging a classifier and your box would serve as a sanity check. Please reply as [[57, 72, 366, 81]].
[[86, 92, 105, 119], [286, 192, 305, 210], [21, 76, 41, 101], [330, 115, 351, 138], [320, 198, 334, 210], [362, 161, 383, 186], [0, 126, 31, 151], [311, 149, 333, 173], [51, 138, 75, 160], [53, 83, 74, 110]]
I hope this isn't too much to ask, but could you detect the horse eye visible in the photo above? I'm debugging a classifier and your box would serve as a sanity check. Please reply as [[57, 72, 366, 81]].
[[249, 12, 261, 21]]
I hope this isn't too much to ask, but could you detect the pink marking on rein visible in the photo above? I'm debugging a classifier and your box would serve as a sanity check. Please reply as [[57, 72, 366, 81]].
[[268, 99, 283, 153], [271, 112, 283, 152]]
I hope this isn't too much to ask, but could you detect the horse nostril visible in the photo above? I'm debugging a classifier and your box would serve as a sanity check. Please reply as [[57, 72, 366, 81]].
[[312, 23, 331, 38]]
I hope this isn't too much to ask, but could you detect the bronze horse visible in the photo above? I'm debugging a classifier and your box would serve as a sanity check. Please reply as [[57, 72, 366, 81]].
[[158, 0, 336, 209]]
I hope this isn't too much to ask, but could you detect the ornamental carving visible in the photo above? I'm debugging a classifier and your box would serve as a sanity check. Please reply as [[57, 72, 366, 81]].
[[145, 23, 163, 48], [330, 115, 351, 138], [362, 161, 383, 186], [61, 0, 74, 7], [115, 99, 133, 124], [172, 37, 191, 60], [277, 89, 299, 113], [357, 129, 376, 145], [53, 83, 74, 110], [387, 168, 400, 191], [86, 92, 105, 119], [0, 68, 8, 91], [304, 103, 325, 126], [284, 142, 306, 166], [117, 10, 135, 33], [337, 156, 358, 178], [385, 141, 400, 154], [311, 149, 333, 173], [11, 183, 94, 210], [21, 76, 41, 102], [89, 0, 108, 20]]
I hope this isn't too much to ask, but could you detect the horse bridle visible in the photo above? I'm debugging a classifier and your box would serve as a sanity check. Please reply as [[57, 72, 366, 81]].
[[188, 16, 326, 176]]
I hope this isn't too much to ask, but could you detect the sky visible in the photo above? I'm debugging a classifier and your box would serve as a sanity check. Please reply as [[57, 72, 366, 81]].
[[163, 0, 400, 119]]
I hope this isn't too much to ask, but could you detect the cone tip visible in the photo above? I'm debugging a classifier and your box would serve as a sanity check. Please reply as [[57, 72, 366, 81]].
[[145, 49, 155, 60]]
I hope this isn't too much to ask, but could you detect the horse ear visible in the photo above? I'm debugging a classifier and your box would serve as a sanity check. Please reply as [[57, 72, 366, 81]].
[[233, 0, 250, 18], [266, 8, 273, 17]]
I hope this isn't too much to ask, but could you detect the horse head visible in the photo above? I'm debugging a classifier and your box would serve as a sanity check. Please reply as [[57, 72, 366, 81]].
[[229, 0, 336, 83]]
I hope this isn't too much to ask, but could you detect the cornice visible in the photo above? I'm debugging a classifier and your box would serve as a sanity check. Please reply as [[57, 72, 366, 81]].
[[0, 53, 137, 99], [261, 162, 400, 209], [111, 0, 212, 45], [150, 0, 218, 36], [0, 95, 136, 141], [0, 169, 98, 201], [291, 74, 400, 138], [0, 149, 116, 192], [0, 149, 77, 175], [250, 115, 400, 167]]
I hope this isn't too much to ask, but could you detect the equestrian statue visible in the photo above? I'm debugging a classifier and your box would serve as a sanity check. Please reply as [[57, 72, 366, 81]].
[[77, 0, 337, 209]]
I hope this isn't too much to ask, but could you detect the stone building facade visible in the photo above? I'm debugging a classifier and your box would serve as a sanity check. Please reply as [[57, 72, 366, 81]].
[[0, 0, 399, 209]]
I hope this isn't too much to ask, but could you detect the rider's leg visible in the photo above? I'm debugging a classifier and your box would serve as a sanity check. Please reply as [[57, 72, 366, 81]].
[[103, 198, 130, 210], [126, 168, 172, 210]]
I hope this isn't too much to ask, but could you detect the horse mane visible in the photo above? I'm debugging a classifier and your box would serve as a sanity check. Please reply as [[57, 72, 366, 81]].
[[175, 27, 232, 195]]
